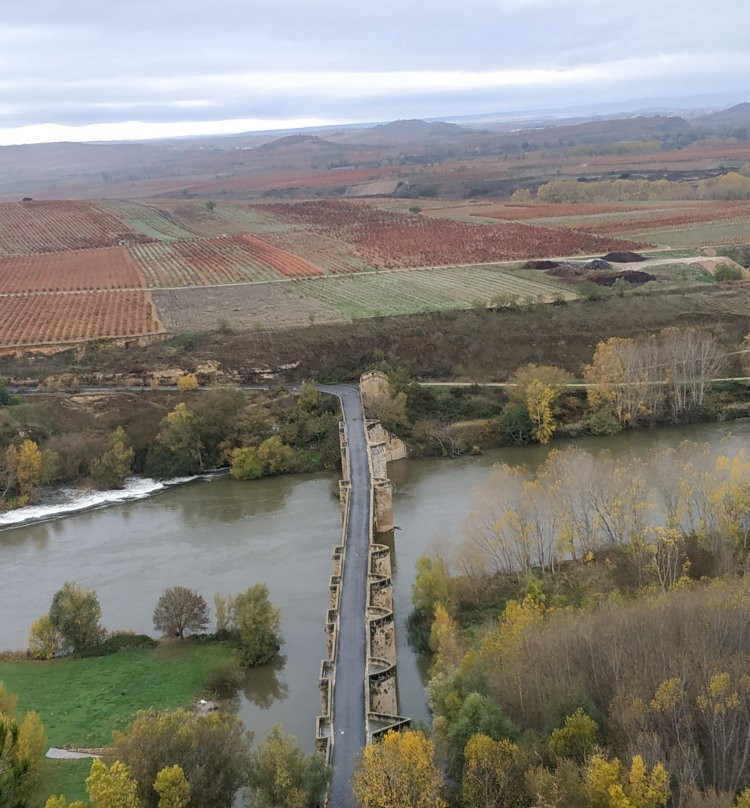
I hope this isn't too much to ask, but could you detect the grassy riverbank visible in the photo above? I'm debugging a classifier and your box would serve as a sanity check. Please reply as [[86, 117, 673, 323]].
[[0, 640, 236, 803]]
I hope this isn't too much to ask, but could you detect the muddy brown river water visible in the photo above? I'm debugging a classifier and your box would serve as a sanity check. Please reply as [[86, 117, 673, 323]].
[[1, 419, 748, 745]]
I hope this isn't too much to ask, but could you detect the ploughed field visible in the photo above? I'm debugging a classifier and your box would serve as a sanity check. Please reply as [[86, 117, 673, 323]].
[[0, 196, 738, 350]]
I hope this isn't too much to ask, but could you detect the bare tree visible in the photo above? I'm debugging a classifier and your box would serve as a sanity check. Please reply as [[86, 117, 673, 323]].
[[153, 586, 209, 639], [660, 328, 725, 418]]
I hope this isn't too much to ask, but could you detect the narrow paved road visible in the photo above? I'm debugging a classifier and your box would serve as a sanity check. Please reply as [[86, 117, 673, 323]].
[[318, 384, 369, 808]]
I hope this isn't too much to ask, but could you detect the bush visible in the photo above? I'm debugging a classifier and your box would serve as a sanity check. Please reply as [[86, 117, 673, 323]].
[[714, 263, 743, 281], [100, 632, 158, 653], [499, 403, 533, 444], [205, 659, 245, 698], [586, 407, 622, 435]]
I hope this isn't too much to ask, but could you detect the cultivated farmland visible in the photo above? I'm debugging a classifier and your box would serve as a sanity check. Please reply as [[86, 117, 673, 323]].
[[0, 290, 163, 349], [129, 235, 322, 287], [0, 246, 142, 293], [0, 200, 147, 256], [295, 265, 576, 318], [258, 200, 646, 268]]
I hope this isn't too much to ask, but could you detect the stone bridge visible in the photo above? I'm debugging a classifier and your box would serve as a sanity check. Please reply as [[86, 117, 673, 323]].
[[315, 383, 409, 807]]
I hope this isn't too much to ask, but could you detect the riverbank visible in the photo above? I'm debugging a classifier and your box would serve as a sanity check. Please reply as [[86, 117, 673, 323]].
[[0, 640, 237, 802]]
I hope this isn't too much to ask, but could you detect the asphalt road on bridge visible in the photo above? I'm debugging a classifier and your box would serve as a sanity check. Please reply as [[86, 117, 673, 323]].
[[318, 385, 370, 808]]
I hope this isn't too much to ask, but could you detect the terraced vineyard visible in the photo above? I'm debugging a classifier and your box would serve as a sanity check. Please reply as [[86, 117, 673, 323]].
[[0, 247, 142, 293], [129, 235, 322, 287], [0, 290, 163, 349], [295, 265, 576, 318]]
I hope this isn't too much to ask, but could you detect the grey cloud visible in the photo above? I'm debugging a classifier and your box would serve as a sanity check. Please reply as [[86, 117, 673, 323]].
[[0, 0, 748, 141]]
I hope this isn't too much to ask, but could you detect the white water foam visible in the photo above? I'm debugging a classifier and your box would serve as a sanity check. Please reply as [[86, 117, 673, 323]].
[[0, 475, 198, 529]]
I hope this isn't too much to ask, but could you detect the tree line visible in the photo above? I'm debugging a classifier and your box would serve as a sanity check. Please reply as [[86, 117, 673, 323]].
[[0, 384, 340, 511], [536, 172, 750, 202]]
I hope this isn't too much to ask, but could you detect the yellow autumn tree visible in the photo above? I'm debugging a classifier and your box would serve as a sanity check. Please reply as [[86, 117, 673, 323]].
[[525, 379, 556, 444], [28, 614, 62, 660], [4, 439, 43, 500], [154, 764, 191, 808], [585, 754, 668, 808], [430, 604, 464, 677], [352, 730, 446, 808], [177, 373, 198, 392], [509, 364, 570, 445], [17, 710, 46, 778], [86, 759, 141, 808], [461, 733, 522, 808]]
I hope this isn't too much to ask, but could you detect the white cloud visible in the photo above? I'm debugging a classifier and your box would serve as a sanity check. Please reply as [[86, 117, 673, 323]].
[[0, 117, 347, 146]]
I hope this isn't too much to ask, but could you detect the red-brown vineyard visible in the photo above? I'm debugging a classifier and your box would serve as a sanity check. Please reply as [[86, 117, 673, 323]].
[[0, 290, 163, 350], [257, 201, 646, 268], [0, 201, 149, 256], [129, 235, 323, 287], [0, 247, 143, 293]]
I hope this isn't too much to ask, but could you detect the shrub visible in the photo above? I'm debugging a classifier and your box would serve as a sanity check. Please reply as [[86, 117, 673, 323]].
[[714, 263, 743, 281], [100, 632, 158, 653], [177, 373, 199, 392], [586, 406, 622, 435]]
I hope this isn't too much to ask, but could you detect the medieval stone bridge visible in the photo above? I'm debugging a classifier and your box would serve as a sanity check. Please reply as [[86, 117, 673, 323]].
[[315, 382, 409, 807]]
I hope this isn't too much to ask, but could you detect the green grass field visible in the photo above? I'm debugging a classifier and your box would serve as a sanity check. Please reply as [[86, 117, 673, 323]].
[[1, 641, 236, 805], [296, 264, 576, 318]]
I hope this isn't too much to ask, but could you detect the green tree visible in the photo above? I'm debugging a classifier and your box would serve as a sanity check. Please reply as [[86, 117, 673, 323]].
[[230, 446, 264, 480], [256, 436, 296, 475], [412, 555, 453, 617], [146, 403, 203, 478], [447, 693, 517, 772], [248, 725, 330, 808], [152, 586, 209, 639], [111, 708, 251, 808], [205, 201, 217, 213], [232, 584, 282, 666], [548, 708, 599, 764], [48, 582, 103, 653], [91, 427, 134, 489]]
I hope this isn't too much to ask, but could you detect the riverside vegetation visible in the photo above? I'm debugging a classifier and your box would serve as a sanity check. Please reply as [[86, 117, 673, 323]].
[[366, 433, 750, 808], [0, 578, 331, 807], [0, 382, 339, 512]]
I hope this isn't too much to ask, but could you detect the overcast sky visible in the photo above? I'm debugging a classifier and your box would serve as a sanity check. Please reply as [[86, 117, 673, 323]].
[[1, 0, 749, 145]]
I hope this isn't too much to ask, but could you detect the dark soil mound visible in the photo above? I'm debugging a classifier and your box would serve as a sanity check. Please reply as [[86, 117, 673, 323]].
[[548, 264, 584, 278], [585, 259, 613, 270], [591, 270, 657, 286], [523, 260, 561, 269], [602, 251, 649, 263]]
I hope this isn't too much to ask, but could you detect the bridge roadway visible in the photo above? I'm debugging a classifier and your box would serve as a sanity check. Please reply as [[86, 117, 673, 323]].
[[318, 385, 369, 808]]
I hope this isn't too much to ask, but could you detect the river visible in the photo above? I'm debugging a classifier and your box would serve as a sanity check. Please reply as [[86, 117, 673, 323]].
[[1, 419, 748, 744]]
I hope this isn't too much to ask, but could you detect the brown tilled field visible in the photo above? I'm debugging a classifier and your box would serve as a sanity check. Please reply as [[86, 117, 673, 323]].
[[153, 284, 341, 332]]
